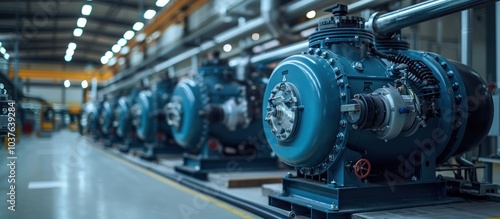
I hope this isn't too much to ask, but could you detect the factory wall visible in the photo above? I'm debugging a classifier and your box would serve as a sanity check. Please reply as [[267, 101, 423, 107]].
[[23, 85, 84, 105]]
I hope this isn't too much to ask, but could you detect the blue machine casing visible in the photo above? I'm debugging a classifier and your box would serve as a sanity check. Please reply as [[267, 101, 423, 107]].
[[168, 56, 278, 179]]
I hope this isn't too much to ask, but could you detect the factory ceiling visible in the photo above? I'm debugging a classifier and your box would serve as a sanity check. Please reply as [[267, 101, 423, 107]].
[[0, 0, 162, 67]]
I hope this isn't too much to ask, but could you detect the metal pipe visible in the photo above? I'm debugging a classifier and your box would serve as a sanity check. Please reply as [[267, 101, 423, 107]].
[[262, 0, 300, 42], [251, 41, 308, 64], [291, 0, 392, 33], [369, 0, 498, 36], [436, 18, 443, 54], [461, 9, 472, 66]]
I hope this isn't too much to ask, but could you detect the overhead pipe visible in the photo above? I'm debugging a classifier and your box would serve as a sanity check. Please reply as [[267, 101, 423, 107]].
[[98, 0, 402, 95], [291, 0, 394, 33], [253, 0, 499, 66], [262, 0, 300, 42], [367, 0, 498, 37]]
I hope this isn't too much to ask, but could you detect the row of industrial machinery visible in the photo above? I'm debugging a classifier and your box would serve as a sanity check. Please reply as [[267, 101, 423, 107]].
[[83, 2, 499, 219]]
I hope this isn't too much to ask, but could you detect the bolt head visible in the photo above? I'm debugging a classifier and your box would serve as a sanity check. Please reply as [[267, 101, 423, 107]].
[[441, 62, 448, 69], [447, 71, 454, 78]]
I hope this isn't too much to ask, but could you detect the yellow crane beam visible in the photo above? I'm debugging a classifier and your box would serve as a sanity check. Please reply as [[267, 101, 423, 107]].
[[9, 69, 114, 82]]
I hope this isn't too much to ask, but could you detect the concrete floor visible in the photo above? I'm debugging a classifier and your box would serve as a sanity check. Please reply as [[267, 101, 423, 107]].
[[0, 130, 259, 219]]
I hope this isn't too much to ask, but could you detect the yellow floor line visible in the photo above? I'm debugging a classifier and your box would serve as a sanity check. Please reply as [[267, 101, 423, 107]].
[[93, 145, 255, 219]]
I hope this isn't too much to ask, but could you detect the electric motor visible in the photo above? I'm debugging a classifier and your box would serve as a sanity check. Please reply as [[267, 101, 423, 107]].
[[131, 78, 176, 143], [262, 4, 493, 177], [166, 52, 267, 154]]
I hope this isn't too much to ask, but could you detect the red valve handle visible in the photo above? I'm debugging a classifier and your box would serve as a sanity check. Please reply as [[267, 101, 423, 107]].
[[354, 158, 371, 179]]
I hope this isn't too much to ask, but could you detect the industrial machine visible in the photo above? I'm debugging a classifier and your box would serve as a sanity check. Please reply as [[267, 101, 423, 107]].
[[82, 100, 103, 140], [114, 88, 143, 153], [263, 2, 498, 218], [166, 51, 278, 179], [131, 77, 181, 160], [99, 97, 118, 147]]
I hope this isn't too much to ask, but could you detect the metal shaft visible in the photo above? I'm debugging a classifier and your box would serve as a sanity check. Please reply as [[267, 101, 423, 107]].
[[371, 0, 498, 35]]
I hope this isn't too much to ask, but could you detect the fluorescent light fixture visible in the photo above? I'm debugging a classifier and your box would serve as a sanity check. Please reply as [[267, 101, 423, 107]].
[[81, 80, 88, 89], [306, 10, 316, 19], [104, 51, 113, 58], [120, 46, 129, 55], [133, 22, 144, 31], [66, 49, 75, 56], [111, 44, 121, 53], [223, 44, 232, 52], [82, 5, 92, 16], [117, 38, 127, 46], [107, 57, 116, 66], [63, 80, 71, 88], [144, 9, 156, 19], [68, 42, 77, 50], [64, 55, 72, 62], [118, 57, 126, 65], [77, 17, 87, 28], [100, 56, 109, 64], [4, 53, 9, 60], [73, 28, 83, 37], [251, 33, 260, 41], [156, 0, 170, 7], [0, 47, 5, 54], [123, 30, 135, 40], [136, 33, 146, 42]]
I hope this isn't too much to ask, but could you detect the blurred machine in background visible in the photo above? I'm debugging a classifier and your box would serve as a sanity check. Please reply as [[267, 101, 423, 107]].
[[166, 51, 278, 179], [131, 76, 182, 160], [114, 86, 145, 153]]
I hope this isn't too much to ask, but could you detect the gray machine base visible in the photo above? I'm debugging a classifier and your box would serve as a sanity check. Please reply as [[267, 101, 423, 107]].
[[175, 154, 279, 180]]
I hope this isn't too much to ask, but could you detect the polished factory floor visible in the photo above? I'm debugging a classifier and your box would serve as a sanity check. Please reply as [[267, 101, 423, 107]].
[[0, 130, 259, 219]]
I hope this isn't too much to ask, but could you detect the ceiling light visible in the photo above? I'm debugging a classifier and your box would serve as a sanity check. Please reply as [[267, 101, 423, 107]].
[[117, 38, 127, 46], [144, 10, 156, 20], [4, 53, 9, 60], [123, 30, 135, 40], [107, 57, 116, 66], [77, 17, 87, 28], [100, 56, 109, 64], [120, 46, 129, 55], [223, 44, 232, 52], [111, 44, 121, 53], [73, 28, 83, 37], [64, 55, 72, 62], [136, 33, 146, 42], [81, 80, 88, 89], [66, 49, 75, 56], [68, 42, 77, 50], [133, 22, 144, 31], [251, 33, 260, 41], [82, 5, 92, 16], [104, 51, 113, 58], [118, 57, 126, 65], [0, 47, 6, 54], [63, 80, 71, 88], [156, 0, 170, 7], [306, 10, 316, 19]]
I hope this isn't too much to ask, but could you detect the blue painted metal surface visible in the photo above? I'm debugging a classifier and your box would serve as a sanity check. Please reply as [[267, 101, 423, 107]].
[[263, 4, 494, 218], [133, 78, 181, 159]]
